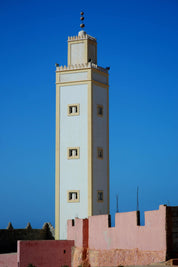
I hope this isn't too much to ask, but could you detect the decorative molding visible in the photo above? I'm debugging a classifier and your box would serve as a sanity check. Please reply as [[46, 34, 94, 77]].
[[56, 62, 108, 74], [68, 34, 96, 42]]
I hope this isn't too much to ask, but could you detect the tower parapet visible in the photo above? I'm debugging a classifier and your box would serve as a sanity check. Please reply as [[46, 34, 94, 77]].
[[56, 62, 109, 74], [68, 34, 96, 42]]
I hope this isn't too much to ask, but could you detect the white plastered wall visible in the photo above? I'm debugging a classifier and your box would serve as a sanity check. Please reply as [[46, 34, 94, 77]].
[[59, 83, 88, 239], [70, 43, 85, 65], [92, 72, 107, 84], [60, 72, 88, 83], [88, 43, 97, 64]]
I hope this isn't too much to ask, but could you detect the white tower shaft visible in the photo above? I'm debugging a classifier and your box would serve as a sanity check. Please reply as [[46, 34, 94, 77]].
[[55, 31, 109, 239]]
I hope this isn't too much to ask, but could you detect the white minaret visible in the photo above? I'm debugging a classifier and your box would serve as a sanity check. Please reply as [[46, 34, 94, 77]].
[[55, 13, 109, 239]]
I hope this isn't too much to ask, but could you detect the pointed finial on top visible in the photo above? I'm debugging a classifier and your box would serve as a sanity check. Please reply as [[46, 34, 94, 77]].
[[26, 222, 32, 230], [7, 222, 13, 230], [80, 11, 85, 29]]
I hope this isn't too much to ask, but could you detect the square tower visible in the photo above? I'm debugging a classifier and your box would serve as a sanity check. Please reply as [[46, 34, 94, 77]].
[[55, 30, 109, 239]]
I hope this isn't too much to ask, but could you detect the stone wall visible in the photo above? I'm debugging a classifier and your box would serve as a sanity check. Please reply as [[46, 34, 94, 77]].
[[88, 248, 166, 267], [0, 222, 54, 254]]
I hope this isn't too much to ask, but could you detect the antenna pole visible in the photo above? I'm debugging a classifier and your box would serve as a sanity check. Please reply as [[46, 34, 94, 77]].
[[116, 194, 119, 213], [137, 186, 139, 211]]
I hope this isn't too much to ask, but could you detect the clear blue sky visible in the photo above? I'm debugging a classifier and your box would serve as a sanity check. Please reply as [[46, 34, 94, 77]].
[[0, 0, 177, 228]]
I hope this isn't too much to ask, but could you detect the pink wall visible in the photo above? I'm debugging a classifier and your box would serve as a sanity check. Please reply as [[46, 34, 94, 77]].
[[68, 205, 167, 252], [89, 205, 167, 251], [68, 206, 168, 266], [0, 253, 17, 267], [17, 240, 74, 267], [67, 218, 88, 248]]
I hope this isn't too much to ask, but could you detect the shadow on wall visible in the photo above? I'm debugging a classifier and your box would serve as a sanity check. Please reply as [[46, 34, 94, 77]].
[[0, 222, 55, 254]]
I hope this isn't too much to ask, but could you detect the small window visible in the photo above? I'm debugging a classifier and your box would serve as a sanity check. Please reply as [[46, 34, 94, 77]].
[[97, 147, 103, 159], [97, 104, 103, 117], [68, 190, 80, 203], [68, 147, 80, 159], [68, 104, 80, 116], [97, 191, 104, 202]]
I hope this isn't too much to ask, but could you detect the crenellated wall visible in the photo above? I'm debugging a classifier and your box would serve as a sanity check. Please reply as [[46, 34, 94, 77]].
[[67, 218, 88, 248], [68, 205, 178, 266], [0, 206, 178, 266], [0, 222, 54, 254], [89, 205, 166, 251], [68, 34, 96, 41]]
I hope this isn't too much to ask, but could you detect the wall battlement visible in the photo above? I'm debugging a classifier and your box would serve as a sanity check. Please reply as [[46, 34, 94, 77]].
[[68, 205, 178, 266], [68, 205, 167, 251], [89, 205, 166, 251]]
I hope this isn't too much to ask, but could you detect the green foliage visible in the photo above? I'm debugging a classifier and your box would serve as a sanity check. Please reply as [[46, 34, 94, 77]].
[[27, 264, 36, 267]]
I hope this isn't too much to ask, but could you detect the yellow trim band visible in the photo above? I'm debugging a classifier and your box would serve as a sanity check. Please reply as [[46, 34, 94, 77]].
[[55, 85, 60, 240]]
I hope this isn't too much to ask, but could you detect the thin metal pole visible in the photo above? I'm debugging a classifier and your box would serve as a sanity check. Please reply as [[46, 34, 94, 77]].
[[137, 186, 139, 211], [116, 194, 119, 213]]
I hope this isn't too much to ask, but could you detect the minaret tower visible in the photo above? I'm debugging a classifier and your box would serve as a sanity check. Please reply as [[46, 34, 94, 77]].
[[55, 13, 109, 239]]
